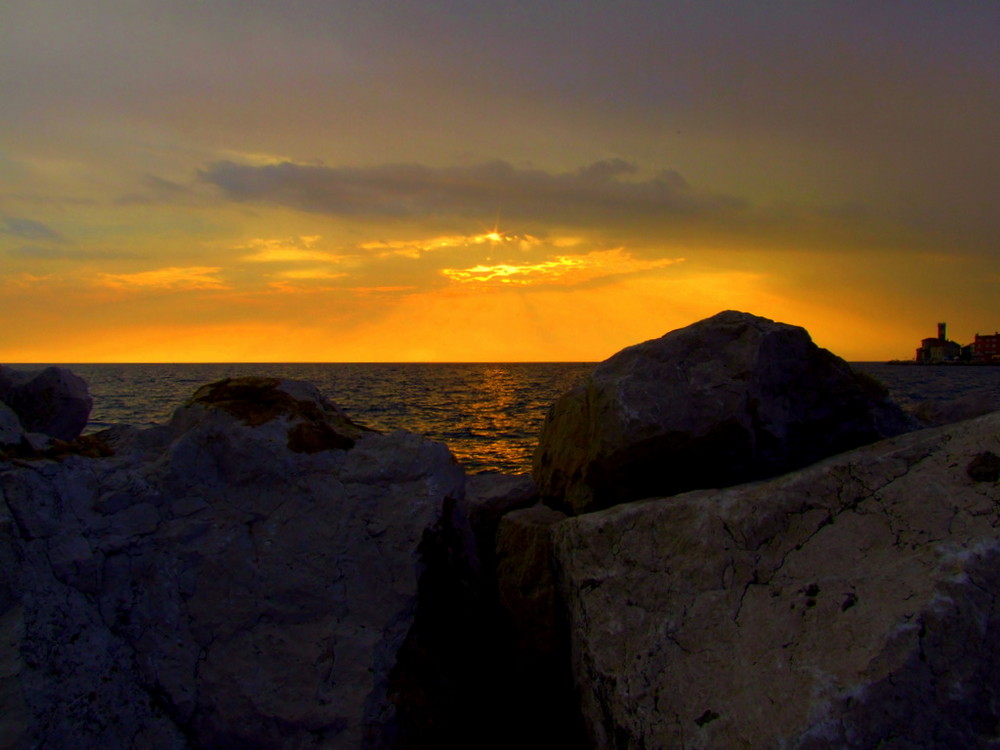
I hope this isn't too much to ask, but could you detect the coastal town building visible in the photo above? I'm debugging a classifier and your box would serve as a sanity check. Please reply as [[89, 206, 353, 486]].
[[912, 323, 1000, 363], [915, 322, 962, 363], [973, 332, 1000, 362]]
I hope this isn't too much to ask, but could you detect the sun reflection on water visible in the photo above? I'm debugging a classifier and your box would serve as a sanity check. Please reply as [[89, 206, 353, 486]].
[[75, 362, 596, 474]]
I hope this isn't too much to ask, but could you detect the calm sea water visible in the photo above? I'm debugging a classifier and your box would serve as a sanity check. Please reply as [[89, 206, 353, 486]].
[[857, 363, 1000, 412], [65, 363, 595, 474], [18, 362, 1000, 475]]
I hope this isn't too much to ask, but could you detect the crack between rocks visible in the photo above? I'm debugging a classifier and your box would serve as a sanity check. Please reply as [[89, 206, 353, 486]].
[[767, 446, 944, 582], [732, 464, 898, 625], [733, 566, 761, 624]]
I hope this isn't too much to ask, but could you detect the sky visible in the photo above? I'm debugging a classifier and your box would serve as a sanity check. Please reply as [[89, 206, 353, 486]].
[[1, 0, 998, 362]]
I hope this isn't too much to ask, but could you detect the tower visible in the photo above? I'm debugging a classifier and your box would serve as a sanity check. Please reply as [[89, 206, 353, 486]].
[[938, 322, 947, 341]]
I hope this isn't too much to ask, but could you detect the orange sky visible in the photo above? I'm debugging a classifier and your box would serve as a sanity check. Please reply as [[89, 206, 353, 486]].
[[2, 2, 998, 363]]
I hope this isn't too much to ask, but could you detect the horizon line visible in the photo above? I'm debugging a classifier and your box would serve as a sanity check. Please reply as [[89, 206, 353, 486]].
[[4, 360, 602, 366], [4, 359, 897, 366]]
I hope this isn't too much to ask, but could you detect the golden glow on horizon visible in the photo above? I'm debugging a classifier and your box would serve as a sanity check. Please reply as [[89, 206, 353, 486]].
[[3, 265, 866, 363], [0, 233, 954, 364], [2, 209, 993, 365]]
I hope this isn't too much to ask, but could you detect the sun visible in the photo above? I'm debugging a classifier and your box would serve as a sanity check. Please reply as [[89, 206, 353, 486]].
[[468, 229, 510, 245]]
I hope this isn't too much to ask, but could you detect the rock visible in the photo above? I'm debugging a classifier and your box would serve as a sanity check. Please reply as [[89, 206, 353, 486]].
[[552, 410, 1000, 749], [465, 473, 538, 524], [0, 377, 466, 748], [534, 310, 911, 514], [22, 432, 54, 453], [0, 403, 22, 448], [0, 366, 92, 441], [462, 472, 538, 577], [174, 375, 371, 452], [494, 504, 587, 749], [967, 450, 1000, 482], [0, 366, 15, 401], [496, 504, 567, 662], [911, 391, 1000, 427]]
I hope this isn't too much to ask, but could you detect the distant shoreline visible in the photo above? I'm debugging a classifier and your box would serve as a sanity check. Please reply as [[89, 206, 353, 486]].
[[886, 360, 1000, 366]]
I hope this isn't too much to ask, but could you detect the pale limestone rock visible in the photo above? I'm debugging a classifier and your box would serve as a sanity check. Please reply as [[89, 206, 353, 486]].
[[0, 377, 465, 749], [553, 411, 1000, 749], [534, 310, 911, 514]]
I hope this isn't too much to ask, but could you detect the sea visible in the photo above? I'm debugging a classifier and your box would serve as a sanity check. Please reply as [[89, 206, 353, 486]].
[[68, 362, 595, 474], [19, 362, 1000, 475]]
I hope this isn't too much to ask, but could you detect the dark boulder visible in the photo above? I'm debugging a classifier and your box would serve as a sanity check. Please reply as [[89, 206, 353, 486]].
[[0, 401, 23, 449], [0, 365, 92, 441], [533, 310, 911, 514]]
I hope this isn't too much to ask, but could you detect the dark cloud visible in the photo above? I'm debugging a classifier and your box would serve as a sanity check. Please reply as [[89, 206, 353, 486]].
[[115, 174, 191, 206], [116, 174, 191, 205], [199, 159, 742, 231], [1, 217, 67, 243]]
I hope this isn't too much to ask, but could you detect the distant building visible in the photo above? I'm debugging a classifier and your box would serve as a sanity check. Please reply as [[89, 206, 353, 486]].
[[973, 332, 1000, 363], [915, 322, 962, 363]]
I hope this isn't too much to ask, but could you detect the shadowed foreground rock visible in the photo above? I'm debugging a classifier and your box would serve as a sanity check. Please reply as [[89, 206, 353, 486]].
[[0, 377, 468, 748], [533, 310, 911, 514], [0, 365, 92, 443], [553, 410, 1000, 749]]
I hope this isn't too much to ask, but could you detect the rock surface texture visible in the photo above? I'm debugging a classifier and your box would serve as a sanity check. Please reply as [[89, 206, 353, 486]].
[[0, 377, 465, 749], [553, 410, 1000, 749], [0, 365, 92, 442], [533, 310, 911, 514]]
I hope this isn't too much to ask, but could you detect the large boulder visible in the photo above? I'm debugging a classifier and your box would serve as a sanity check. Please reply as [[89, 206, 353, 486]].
[[496, 504, 568, 667], [493, 504, 587, 749], [461, 472, 538, 579], [0, 377, 467, 748], [553, 410, 1000, 749], [0, 402, 23, 449], [534, 310, 911, 514], [0, 366, 92, 441]]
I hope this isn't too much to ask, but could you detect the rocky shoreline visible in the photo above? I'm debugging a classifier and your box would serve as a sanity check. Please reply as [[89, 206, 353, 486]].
[[2, 311, 999, 749]]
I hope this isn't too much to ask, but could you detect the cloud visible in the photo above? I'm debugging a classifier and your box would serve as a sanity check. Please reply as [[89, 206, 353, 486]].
[[2, 272, 56, 289], [359, 230, 542, 259], [237, 235, 343, 263], [274, 269, 348, 281], [441, 248, 684, 288], [96, 266, 229, 290], [199, 159, 743, 231], [1, 217, 67, 242], [115, 174, 192, 205], [6, 245, 139, 260]]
